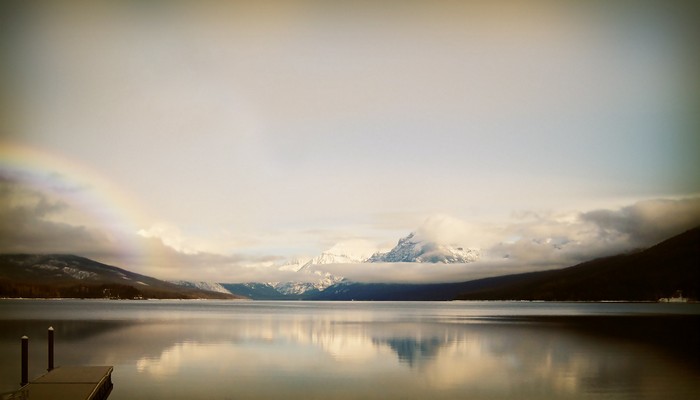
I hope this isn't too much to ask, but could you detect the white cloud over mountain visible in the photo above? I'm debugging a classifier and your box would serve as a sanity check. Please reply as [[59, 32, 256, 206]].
[[2, 170, 698, 283]]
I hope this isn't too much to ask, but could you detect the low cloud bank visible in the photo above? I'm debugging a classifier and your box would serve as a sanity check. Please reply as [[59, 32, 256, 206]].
[[316, 197, 700, 284], [580, 198, 700, 248], [319, 260, 558, 284], [2, 171, 699, 283]]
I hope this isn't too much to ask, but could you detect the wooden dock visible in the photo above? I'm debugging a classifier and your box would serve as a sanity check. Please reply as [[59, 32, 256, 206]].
[[8, 366, 113, 400]]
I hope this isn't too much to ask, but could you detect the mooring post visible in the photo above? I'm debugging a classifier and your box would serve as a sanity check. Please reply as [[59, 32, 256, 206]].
[[21, 336, 28, 387], [48, 326, 54, 371]]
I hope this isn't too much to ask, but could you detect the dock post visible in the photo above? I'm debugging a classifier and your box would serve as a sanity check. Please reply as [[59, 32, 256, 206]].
[[48, 326, 55, 371], [21, 336, 28, 386]]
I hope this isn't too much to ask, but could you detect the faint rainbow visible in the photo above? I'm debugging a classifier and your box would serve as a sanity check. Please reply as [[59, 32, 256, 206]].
[[0, 141, 160, 268]]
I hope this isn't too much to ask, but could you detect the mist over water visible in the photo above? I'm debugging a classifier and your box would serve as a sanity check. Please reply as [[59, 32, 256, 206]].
[[1, 300, 698, 400]]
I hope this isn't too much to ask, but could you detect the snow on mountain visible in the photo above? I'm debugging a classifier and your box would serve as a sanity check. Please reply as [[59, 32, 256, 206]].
[[171, 280, 232, 295], [237, 234, 479, 297], [274, 255, 347, 294], [279, 249, 367, 273], [299, 251, 366, 270], [277, 257, 313, 273], [367, 233, 480, 263], [271, 248, 365, 294], [270, 281, 321, 295]]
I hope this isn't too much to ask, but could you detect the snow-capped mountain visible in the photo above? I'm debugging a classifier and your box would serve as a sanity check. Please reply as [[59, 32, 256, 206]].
[[271, 269, 344, 294], [223, 233, 480, 298], [301, 251, 365, 268], [273, 250, 356, 294], [368, 233, 480, 263], [270, 281, 325, 295], [279, 250, 366, 272], [170, 280, 233, 295]]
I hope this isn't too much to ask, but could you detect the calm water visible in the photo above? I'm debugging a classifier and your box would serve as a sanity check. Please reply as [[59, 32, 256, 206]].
[[1, 300, 698, 399]]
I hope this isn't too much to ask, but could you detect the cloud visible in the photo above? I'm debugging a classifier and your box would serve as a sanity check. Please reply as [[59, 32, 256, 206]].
[[110, 196, 700, 283], [317, 197, 700, 284], [485, 197, 700, 268], [413, 214, 474, 246], [0, 174, 115, 256], [131, 239, 288, 283], [325, 239, 381, 261], [319, 260, 551, 284], [137, 223, 199, 255], [580, 197, 700, 247], [0, 171, 300, 282], [2, 169, 699, 285]]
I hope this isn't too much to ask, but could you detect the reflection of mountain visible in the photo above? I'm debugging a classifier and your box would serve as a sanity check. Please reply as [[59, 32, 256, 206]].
[[1, 301, 698, 398], [375, 337, 445, 367]]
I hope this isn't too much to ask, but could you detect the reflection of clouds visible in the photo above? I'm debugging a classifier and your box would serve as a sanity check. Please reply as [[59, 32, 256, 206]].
[[11, 305, 696, 399], [312, 328, 384, 362], [136, 343, 186, 377], [241, 319, 387, 362], [129, 321, 389, 380], [443, 332, 565, 393], [420, 337, 508, 391], [410, 327, 680, 397], [122, 322, 615, 398], [135, 341, 236, 379], [124, 320, 655, 397]]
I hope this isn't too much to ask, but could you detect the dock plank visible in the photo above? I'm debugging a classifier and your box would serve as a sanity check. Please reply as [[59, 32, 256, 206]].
[[13, 383, 100, 400], [8, 366, 113, 400], [33, 367, 113, 384]]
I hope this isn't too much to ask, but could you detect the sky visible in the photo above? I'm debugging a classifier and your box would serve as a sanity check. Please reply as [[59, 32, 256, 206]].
[[1, 0, 699, 283]]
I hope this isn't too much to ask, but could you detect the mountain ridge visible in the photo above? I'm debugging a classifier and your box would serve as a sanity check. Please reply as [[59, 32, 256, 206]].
[[0, 254, 242, 299], [2, 227, 696, 301], [302, 226, 699, 301], [367, 232, 480, 263], [263, 232, 481, 295], [454, 226, 699, 301]]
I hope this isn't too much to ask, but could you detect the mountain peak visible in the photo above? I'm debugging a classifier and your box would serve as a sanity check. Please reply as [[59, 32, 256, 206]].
[[368, 233, 479, 263], [262, 232, 480, 296]]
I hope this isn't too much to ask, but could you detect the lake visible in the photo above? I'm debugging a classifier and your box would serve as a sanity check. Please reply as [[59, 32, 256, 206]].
[[1, 300, 698, 399]]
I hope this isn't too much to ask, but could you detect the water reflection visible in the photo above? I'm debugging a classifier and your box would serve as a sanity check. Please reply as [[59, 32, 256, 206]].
[[0, 301, 698, 400], [114, 318, 700, 399], [378, 337, 443, 366]]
